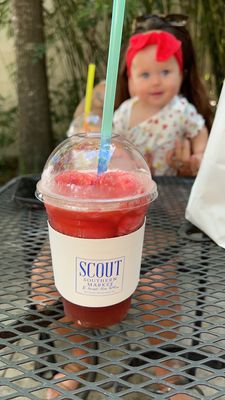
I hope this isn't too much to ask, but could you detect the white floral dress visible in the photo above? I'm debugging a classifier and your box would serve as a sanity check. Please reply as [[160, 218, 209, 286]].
[[113, 95, 205, 175]]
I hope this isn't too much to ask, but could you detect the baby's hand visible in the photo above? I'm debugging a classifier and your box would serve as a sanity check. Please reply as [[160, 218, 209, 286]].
[[167, 139, 203, 176], [189, 152, 204, 175]]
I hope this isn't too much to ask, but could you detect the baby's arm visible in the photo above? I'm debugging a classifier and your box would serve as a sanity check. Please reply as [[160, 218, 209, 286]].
[[191, 126, 208, 155], [190, 126, 208, 175], [167, 126, 208, 176], [167, 93, 209, 177], [189, 126, 208, 174]]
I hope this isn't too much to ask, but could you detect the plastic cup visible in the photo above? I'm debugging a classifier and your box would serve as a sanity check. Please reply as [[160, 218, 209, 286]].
[[67, 113, 102, 137], [36, 133, 157, 328]]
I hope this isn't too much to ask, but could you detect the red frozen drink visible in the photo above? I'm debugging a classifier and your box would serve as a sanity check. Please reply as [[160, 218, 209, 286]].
[[36, 134, 157, 328]]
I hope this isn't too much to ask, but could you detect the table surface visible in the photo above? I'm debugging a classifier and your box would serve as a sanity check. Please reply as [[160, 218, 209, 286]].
[[1, 176, 225, 399]]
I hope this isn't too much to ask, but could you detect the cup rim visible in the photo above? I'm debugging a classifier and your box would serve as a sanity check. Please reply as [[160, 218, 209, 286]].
[[36, 179, 158, 210], [36, 132, 158, 209]]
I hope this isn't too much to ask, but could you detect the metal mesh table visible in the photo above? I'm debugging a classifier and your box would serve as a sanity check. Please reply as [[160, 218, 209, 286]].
[[1, 176, 225, 399]]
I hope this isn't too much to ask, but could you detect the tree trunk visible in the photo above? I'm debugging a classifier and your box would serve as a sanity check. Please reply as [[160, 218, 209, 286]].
[[12, 0, 53, 174]]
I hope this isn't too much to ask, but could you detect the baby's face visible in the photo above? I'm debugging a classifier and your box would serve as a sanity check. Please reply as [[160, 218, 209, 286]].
[[130, 45, 183, 110]]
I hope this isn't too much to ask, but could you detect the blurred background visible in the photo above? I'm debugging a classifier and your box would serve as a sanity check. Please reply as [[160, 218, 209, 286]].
[[0, 0, 224, 184]]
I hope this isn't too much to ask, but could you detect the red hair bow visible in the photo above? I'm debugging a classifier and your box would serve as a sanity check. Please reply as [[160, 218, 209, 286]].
[[126, 31, 183, 77]]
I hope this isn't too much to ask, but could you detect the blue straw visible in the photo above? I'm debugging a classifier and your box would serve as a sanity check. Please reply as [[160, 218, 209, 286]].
[[97, 0, 126, 174]]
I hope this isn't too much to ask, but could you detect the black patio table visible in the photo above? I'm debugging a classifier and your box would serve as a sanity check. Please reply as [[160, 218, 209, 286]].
[[1, 175, 225, 399]]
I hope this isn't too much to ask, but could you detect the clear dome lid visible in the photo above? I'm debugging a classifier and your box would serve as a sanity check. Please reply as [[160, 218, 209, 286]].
[[36, 133, 158, 210]]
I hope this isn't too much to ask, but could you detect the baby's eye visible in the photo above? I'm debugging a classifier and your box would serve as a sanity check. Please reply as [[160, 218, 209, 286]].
[[160, 69, 170, 76], [140, 72, 150, 79]]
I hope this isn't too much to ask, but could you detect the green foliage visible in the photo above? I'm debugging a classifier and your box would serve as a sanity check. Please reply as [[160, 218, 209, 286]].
[[199, 0, 225, 96], [0, 95, 18, 183], [0, 155, 18, 184], [0, 0, 13, 36], [0, 95, 17, 147], [50, 80, 79, 143]]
